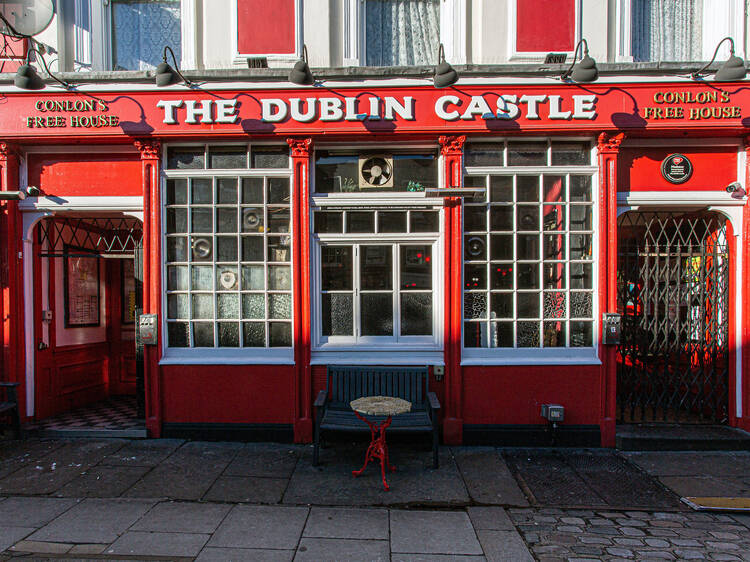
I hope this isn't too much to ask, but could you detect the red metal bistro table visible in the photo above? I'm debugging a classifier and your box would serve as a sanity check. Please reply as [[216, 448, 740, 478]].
[[350, 396, 412, 491]]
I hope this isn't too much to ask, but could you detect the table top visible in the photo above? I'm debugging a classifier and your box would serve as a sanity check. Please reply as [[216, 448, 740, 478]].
[[350, 396, 412, 417]]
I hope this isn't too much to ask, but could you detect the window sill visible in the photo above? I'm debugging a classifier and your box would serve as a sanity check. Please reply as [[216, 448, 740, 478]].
[[160, 348, 294, 365], [311, 349, 444, 366], [461, 348, 601, 366]]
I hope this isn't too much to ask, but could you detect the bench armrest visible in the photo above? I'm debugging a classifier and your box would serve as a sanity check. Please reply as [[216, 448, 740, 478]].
[[427, 392, 441, 412], [0, 382, 19, 404], [314, 390, 328, 409], [0, 382, 19, 387]]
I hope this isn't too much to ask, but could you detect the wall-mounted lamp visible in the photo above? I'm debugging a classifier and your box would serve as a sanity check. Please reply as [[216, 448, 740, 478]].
[[433, 44, 458, 88], [726, 181, 746, 197], [288, 45, 314, 85], [0, 186, 40, 200], [155, 46, 193, 87], [561, 39, 598, 83], [15, 48, 71, 90], [692, 37, 746, 81]]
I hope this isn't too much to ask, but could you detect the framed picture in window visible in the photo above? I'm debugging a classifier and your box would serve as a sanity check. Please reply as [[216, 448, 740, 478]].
[[121, 259, 136, 324], [64, 245, 101, 327]]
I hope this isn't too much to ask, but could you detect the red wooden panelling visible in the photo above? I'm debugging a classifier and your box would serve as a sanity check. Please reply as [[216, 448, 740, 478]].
[[237, 0, 296, 55], [516, 0, 575, 53], [27, 153, 143, 196]]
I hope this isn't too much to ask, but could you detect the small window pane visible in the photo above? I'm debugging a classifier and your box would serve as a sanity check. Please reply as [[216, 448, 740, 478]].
[[507, 142, 547, 166], [167, 209, 187, 233], [217, 237, 238, 262], [543, 175, 565, 202], [570, 234, 593, 260], [268, 236, 291, 262], [210, 147, 247, 169], [392, 153, 437, 192], [464, 322, 485, 347], [217, 208, 238, 233], [218, 323, 240, 347], [252, 147, 289, 169], [570, 205, 593, 230], [269, 294, 292, 319], [191, 266, 213, 290], [490, 292, 512, 318], [543, 292, 566, 318], [543, 205, 564, 231], [269, 323, 292, 346], [464, 293, 487, 319], [242, 177, 264, 204], [551, 142, 590, 165], [517, 176, 539, 202], [543, 234, 565, 260], [543, 321, 566, 347], [464, 206, 487, 231], [361, 293, 393, 336], [464, 176, 487, 188], [465, 143, 503, 167], [490, 176, 513, 202], [167, 147, 204, 170], [570, 321, 593, 346], [217, 177, 239, 204], [490, 206, 513, 231], [314, 152, 358, 193], [192, 294, 213, 319], [191, 179, 212, 204], [570, 176, 592, 202], [401, 293, 432, 335], [242, 265, 265, 290], [191, 236, 213, 262], [517, 234, 539, 260], [193, 322, 214, 347], [464, 235, 487, 261], [401, 246, 432, 290], [517, 206, 539, 231], [242, 236, 264, 262], [410, 211, 439, 232], [191, 209, 212, 233], [490, 234, 512, 260], [315, 211, 344, 233], [243, 322, 265, 346], [167, 266, 188, 290], [378, 211, 407, 233], [490, 322, 514, 347], [347, 212, 375, 233], [361, 246, 392, 290], [517, 321, 540, 347], [268, 208, 290, 233], [267, 177, 290, 203], [570, 263, 593, 289], [167, 179, 187, 205], [570, 292, 593, 318], [217, 266, 239, 290], [218, 294, 240, 319], [322, 293, 353, 336], [167, 294, 188, 319], [518, 292, 540, 318], [269, 265, 291, 291], [242, 294, 265, 319], [168, 322, 189, 347], [490, 263, 513, 290], [517, 263, 539, 290], [241, 208, 264, 233], [167, 237, 188, 261], [465, 264, 487, 290]]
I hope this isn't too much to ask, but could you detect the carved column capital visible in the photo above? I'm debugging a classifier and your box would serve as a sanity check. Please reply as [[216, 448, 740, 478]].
[[0, 142, 19, 162], [134, 139, 161, 160], [597, 132, 625, 153], [439, 135, 466, 156], [287, 138, 313, 158]]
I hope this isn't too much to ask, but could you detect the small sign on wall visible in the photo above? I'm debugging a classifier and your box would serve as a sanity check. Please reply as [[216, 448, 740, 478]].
[[661, 153, 693, 184]]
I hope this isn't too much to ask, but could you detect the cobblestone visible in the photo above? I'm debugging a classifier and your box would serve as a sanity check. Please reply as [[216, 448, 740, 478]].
[[645, 538, 671, 547]]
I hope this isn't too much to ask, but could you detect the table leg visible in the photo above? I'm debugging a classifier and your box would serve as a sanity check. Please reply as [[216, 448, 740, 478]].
[[352, 412, 395, 491]]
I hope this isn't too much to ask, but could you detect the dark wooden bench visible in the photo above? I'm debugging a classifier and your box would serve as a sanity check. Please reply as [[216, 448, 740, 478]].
[[313, 366, 440, 468], [0, 382, 21, 439]]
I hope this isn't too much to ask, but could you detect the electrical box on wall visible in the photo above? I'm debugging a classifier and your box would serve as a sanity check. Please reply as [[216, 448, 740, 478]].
[[138, 314, 158, 346], [541, 404, 565, 422], [602, 313, 622, 345]]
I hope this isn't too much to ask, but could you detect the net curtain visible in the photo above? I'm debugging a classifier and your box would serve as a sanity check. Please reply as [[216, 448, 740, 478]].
[[112, 0, 182, 71], [631, 0, 702, 62], [365, 0, 440, 66]]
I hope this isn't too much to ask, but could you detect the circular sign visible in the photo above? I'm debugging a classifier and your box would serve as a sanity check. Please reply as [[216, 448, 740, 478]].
[[661, 153, 693, 184]]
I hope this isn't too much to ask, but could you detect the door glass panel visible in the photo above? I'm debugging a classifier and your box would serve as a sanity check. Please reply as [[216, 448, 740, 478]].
[[322, 293, 353, 336], [361, 293, 393, 336], [401, 245, 432, 290], [322, 246, 353, 290], [360, 246, 392, 290], [401, 293, 432, 335]]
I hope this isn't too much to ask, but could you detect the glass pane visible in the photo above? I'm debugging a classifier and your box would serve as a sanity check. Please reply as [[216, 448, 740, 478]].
[[517, 234, 539, 260], [242, 177, 264, 204], [543, 234, 565, 260], [401, 246, 432, 290], [544, 292, 566, 319], [242, 294, 265, 319], [543, 175, 565, 202], [314, 211, 344, 233], [192, 294, 213, 319], [218, 294, 240, 319], [410, 211, 439, 232], [167, 147, 203, 170], [242, 265, 265, 290], [191, 178, 212, 204], [464, 322, 485, 348], [167, 294, 188, 319], [464, 293, 487, 319], [314, 152, 358, 193], [191, 236, 213, 262], [464, 235, 487, 261], [401, 293, 432, 335], [167, 178, 187, 205], [543, 205, 564, 231], [570, 263, 593, 289], [464, 206, 487, 231], [346, 212, 375, 233], [570, 205, 593, 230], [490, 321, 514, 347], [269, 322, 292, 346], [517, 263, 540, 290], [268, 236, 291, 262], [252, 147, 289, 169], [268, 208, 291, 233], [322, 246, 353, 290], [210, 148, 247, 169], [167, 322, 189, 347], [490, 206, 513, 231], [217, 208, 238, 233], [378, 211, 407, 233], [517, 205, 539, 231], [490, 292, 512, 319], [361, 246, 392, 290], [267, 177, 290, 203], [508, 142, 546, 166], [193, 322, 214, 347], [191, 209, 212, 233], [570, 321, 593, 347], [167, 265, 188, 290], [322, 293, 353, 336], [393, 153, 437, 192], [269, 293, 292, 319], [490, 234, 512, 260], [217, 266, 239, 290], [570, 176, 592, 202], [216, 178, 239, 204], [490, 263, 513, 290], [361, 293, 393, 336], [464, 175, 487, 201], [517, 176, 539, 202], [570, 234, 593, 260], [241, 208, 264, 233], [551, 142, 590, 165], [465, 143, 502, 167], [518, 292, 540, 318], [112, 0, 181, 70], [218, 323, 240, 347], [543, 321, 566, 347], [242, 236, 264, 262], [191, 266, 212, 290], [216, 237, 238, 262], [243, 322, 265, 347], [166, 208, 187, 233], [490, 176, 513, 202], [465, 264, 487, 290], [570, 292, 593, 318], [268, 265, 291, 290], [364, 0, 439, 64], [167, 236, 188, 262], [517, 321, 540, 347]]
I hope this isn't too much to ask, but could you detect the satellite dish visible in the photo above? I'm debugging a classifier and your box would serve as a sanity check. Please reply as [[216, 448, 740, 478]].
[[0, 0, 55, 38]]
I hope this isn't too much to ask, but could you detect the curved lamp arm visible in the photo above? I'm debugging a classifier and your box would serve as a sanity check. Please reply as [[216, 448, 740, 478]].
[[26, 47, 72, 90], [561, 39, 588, 81], [691, 36, 735, 79], [163, 45, 193, 86]]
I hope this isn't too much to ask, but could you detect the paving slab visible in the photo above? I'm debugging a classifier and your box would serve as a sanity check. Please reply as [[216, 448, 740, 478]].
[[27, 498, 155, 544], [303, 507, 388, 540], [659, 476, 750, 497], [284, 445, 468, 506], [53, 465, 150, 498], [732, 514, 750, 529], [208, 505, 309, 550], [9, 540, 72, 554], [452, 447, 529, 506], [106, 531, 210, 557], [202, 475, 288, 503], [224, 443, 302, 478], [130, 501, 232, 534], [390, 510, 483, 555], [196, 547, 294, 561], [294, 537, 389, 561], [392, 556, 486, 561], [0, 440, 66, 479], [476, 530, 534, 562], [99, 439, 184, 467], [69, 543, 108, 555], [0, 497, 76, 527], [0, 527, 35, 552], [467, 507, 515, 531], [624, 452, 750, 477]]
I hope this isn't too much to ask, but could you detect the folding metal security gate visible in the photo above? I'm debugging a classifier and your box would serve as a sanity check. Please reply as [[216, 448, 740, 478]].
[[616, 211, 729, 424]]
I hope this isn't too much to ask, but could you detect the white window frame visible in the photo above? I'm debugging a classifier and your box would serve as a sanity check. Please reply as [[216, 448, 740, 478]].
[[75, 0, 196, 71], [160, 142, 294, 365], [342, 0, 466, 66], [617, 0, 745, 62], [507, 0, 581, 61], [230, 0, 303, 65], [461, 138, 600, 366]]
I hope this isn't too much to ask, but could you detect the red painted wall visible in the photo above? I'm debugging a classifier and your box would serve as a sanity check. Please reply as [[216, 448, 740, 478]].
[[618, 147, 737, 192], [516, 0, 575, 52], [28, 153, 142, 197], [237, 0, 296, 55]]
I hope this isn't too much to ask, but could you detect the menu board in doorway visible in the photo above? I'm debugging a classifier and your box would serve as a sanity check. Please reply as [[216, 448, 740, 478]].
[[64, 245, 101, 327]]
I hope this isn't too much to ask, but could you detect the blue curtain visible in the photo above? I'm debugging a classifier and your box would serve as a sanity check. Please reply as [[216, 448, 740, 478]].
[[112, 0, 181, 70]]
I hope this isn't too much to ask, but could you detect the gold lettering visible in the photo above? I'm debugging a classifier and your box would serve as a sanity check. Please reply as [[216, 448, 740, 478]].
[[689, 108, 701, 119], [654, 92, 664, 104], [733, 106, 741, 117], [721, 91, 730, 103], [675, 107, 684, 118]]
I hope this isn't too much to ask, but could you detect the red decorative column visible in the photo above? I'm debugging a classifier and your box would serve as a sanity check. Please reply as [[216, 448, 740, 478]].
[[288, 138, 313, 443], [741, 138, 750, 432], [596, 132, 624, 447], [439, 135, 466, 445], [135, 139, 162, 437]]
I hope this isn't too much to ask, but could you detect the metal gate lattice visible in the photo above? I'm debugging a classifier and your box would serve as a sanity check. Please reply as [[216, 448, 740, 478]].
[[36, 216, 143, 257], [617, 211, 729, 424]]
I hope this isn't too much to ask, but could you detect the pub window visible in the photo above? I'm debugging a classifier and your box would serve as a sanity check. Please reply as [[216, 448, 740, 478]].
[[163, 144, 292, 359], [462, 140, 597, 361]]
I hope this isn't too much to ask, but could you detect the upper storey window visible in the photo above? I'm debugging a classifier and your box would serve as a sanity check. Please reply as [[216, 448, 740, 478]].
[[112, 0, 181, 70], [510, 0, 577, 60], [364, 0, 439, 66]]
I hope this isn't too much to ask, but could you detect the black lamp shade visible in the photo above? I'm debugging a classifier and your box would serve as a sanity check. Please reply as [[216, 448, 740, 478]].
[[288, 60, 313, 85], [434, 60, 458, 88], [155, 61, 178, 86], [14, 64, 43, 90], [570, 54, 598, 82], [715, 54, 746, 81]]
